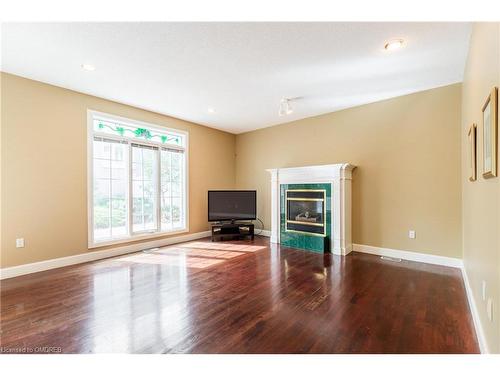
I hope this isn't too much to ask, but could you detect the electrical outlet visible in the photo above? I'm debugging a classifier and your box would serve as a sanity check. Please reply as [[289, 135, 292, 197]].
[[487, 298, 493, 322], [16, 238, 25, 248], [408, 230, 416, 239], [482, 280, 487, 301]]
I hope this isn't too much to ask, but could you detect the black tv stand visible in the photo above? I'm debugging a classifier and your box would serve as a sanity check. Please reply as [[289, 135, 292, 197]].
[[211, 222, 254, 242]]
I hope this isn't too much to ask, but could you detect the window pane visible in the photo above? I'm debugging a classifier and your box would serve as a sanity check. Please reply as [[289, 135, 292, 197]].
[[143, 150, 154, 181], [94, 178, 110, 199], [132, 214, 143, 230], [93, 138, 128, 242], [94, 222, 111, 240], [93, 175, 111, 241], [94, 198, 110, 240], [171, 181, 181, 197], [172, 198, 182, 229], [161, 180, 171, 198], [161, 151, 171, 182], [111, 160, 126, 180], [143, 179, 156, 231], [132, 145, 143, 163], [94, 141, 110, 160], [111, 198, 127, 237], [132, 163, 142, 180], [111, 143, 125, 161], [132, 180, 143, 199], [160, 198, 171, 231], [132, 182, 144, 232], [94, 159, 110, 179], [112, 179, 126, 200], [160, 149, 185, 232], [171, 157, 181, 183], [132, 146, 158, 233]]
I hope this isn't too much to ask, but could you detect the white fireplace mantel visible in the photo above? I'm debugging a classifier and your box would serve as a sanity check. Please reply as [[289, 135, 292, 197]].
[[266, 163, 356, 256]]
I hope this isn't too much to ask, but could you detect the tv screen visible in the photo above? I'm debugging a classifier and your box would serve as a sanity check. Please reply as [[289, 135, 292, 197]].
[[208, 190, 256, 222]]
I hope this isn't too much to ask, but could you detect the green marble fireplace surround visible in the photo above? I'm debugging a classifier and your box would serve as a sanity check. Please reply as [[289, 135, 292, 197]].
[[280, 183, 332, 253], [267, 164, 355, 256]]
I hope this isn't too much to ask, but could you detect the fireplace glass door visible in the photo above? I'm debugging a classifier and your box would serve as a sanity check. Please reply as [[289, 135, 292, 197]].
[[285, 190, 326, 236]]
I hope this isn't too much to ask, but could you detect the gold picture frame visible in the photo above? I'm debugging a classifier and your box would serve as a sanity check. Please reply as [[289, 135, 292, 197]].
[[468, 123, 477, 181], [482, 87, 498, 178]]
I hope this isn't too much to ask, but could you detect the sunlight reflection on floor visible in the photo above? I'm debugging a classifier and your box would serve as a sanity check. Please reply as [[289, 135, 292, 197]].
[[153, 248, 242, 259], [177, 241, 267, 252], [115, 241, 266, 269], [117, 252, 225, 268]]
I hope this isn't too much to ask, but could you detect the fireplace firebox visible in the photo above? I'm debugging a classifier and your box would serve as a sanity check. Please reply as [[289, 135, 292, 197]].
[[285, 189, 326, 236], [268, 164, 355, 254]]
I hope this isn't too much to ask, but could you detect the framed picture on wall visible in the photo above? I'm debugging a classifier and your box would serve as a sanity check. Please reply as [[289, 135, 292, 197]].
[[468, 123, 477, 181], [482, 87, 498, 178]]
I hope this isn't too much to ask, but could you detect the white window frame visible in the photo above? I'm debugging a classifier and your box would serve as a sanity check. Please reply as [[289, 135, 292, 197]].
[[87, 109, 189, 248]]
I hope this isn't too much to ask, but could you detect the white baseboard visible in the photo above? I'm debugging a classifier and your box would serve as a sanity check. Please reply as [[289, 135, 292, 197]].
[[257, 230, 271, 237], [0, 231, 211, 280], [461, 265, 489, 354], [353, 243, 463, 268]]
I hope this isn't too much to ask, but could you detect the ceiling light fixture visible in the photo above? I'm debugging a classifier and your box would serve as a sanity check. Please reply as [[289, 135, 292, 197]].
[[384, 39, 405, 51], [279, 98, 294, 116], [81, 63, 95, 71], [208, 107, 216, 114]]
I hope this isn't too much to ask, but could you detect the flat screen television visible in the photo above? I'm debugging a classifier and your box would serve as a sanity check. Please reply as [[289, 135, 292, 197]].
[[208, 190, 257, 222]]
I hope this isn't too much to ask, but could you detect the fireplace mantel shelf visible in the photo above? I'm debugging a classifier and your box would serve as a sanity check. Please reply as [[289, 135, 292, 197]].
[[266, 163, 356, 255]]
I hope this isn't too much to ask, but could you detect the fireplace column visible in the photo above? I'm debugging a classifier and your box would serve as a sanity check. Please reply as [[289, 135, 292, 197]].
[[269, 168, 280, 244]]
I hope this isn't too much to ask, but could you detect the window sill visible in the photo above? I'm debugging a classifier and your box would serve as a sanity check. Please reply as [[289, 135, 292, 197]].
[[88, 228, 189, 249]]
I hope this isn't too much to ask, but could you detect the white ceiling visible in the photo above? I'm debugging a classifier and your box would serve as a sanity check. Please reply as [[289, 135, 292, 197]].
[[1, 22, 471, 134]]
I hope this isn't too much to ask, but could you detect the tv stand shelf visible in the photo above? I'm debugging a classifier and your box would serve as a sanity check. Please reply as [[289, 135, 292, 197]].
[[211, 223, 254, 241]]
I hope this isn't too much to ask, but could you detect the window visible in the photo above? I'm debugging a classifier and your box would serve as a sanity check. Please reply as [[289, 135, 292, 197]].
[[88, 111, 188, 246]]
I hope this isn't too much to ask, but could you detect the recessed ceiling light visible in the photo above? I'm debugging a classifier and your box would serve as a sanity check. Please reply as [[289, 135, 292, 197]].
[[384, 39, 405, 51], [208, 107, 216, 114], [81, 64, 95, 71]]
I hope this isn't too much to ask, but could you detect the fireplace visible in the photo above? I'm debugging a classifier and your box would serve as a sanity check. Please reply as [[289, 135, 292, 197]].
[[267, 163, 355, 255], [285, 189, 326, 236]]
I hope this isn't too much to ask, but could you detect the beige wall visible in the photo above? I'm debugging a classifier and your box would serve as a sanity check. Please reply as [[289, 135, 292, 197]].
[[461, 23, 500, 353], [236, 84, 463, 258], [1, 73, 236, 268]]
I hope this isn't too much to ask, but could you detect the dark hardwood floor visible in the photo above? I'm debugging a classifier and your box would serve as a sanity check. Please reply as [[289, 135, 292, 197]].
[[0, 236, 478, 354]]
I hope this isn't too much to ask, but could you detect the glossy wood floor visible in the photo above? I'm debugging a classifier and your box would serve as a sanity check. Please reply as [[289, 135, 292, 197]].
[[0, 236, 478, 353]]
